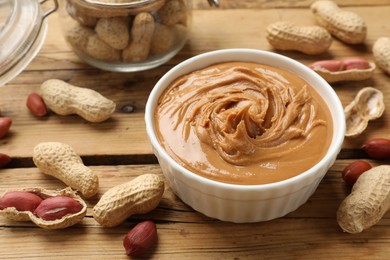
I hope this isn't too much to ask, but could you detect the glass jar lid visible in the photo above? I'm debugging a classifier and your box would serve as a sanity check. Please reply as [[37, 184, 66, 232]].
[[0, 0, 58, 86]]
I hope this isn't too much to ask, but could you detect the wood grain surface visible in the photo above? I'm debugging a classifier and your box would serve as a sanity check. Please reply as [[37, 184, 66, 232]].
[[1, 1, 390, 259]]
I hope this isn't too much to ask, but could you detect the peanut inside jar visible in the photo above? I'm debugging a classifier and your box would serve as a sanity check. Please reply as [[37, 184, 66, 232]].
[[155, 62, 333, 185]]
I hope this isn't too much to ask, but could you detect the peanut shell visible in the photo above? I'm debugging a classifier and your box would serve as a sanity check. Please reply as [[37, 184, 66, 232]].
[[158, 0, 187, 26], [311, 0, 366, 44], [373, 37, 390, 75], [95, 17, 130, 50], [266, 21, 332, 55], [344, 87, 385, 137], [0, 187, 87, 229], [93, 174, 164, 227], [150, 23, 176, 55], [312, 62, 376, 83], [123, 12, 155, 62], [40, 79, 116, 123], [85, 34, 122, 62], [33, 142, 99, 198], [65, 22, 95, 53], [337, 165, 390, 233]]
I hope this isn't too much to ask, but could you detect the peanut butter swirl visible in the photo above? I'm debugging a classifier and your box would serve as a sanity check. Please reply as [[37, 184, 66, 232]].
[[155, 62, 333, 185]]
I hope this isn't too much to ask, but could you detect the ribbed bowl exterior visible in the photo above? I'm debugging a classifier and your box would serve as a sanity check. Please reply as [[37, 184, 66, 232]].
[[153, 145, 339, 223]]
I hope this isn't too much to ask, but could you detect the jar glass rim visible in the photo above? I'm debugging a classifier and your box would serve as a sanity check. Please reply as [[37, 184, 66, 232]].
[[79, 0, 219, 7], [77, 0, 159, 8]]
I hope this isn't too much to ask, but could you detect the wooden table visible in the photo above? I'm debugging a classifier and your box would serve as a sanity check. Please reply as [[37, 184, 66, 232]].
[[1, 1, 390, 259]]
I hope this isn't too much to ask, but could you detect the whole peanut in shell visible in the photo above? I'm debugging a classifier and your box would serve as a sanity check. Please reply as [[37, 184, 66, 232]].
[[266, 21, 332, 55], [85, 34, 122, 62], [40, 79, 116, 123], [373, 37, 390, 75], [65, 22, 95, 53], [158, 0, 187, 26], [311, 0, 366, 44], [95, 17, 130, 50], [337, 165, 390, 233], [33, 142, 99, 198], [65, 22, 121, 62], [150, 23, 176, 55], [123, 12, 155, 62], [93, 174, 164, 227]]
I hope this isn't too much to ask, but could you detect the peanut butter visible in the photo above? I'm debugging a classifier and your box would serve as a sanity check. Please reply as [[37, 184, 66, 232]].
[[155, 62, 333, 185]]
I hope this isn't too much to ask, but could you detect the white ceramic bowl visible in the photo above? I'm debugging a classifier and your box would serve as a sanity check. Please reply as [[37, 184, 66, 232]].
[[145, 49, 345, 223]]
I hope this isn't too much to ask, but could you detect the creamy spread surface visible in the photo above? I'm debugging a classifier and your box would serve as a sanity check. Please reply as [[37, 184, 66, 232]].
[[155, 62, 333, 185]]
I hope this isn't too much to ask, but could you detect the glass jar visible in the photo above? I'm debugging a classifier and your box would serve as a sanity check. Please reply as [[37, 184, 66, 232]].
[[58, 0, 194, 72], [0, 0, 58, 86]]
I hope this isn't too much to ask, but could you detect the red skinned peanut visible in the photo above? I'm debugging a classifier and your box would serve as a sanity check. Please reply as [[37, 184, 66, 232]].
[[343, 57, 370, 70], [363, 138, 390, 159], [0, 191, 43, 212], [26, 92, 47, 117], [0, 117, 12, 139], [342, 160, 372, 186], [34, 196, 83, 221], [309, 60, 344, 72], [0, 153, 11, 168], [123, 220, 157, 257]]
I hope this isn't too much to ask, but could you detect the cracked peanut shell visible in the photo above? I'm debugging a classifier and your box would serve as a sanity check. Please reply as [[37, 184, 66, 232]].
[[344, 87, 385, 137], [0, 187, 87, 229], [311, 62, 376, 83]]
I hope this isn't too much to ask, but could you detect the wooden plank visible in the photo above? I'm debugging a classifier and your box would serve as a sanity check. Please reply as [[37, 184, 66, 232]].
[[0, 162, 389, 259], [0, 80, 153, 158], [0, 218, 389, 259]]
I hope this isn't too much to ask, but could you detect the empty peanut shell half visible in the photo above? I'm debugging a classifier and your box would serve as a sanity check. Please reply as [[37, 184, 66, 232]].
[[344, 87, 385, 137], [0, 187, 87, 229]]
